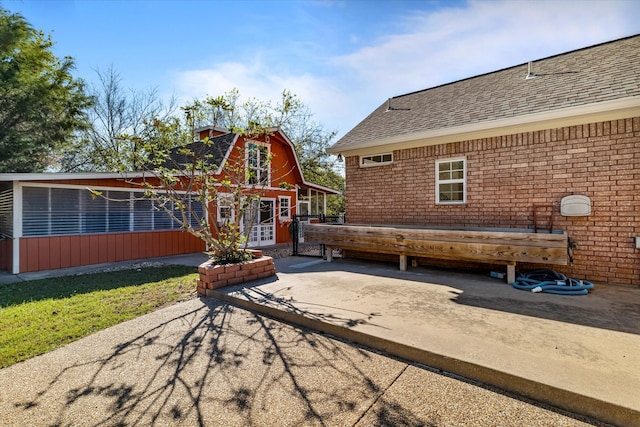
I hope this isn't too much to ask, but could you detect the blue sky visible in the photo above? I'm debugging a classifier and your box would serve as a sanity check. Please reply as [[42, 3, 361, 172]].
[[4, 0, 640, 139]]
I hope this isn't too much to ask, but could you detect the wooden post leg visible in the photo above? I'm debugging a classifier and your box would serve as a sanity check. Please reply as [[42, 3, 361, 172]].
[[507, 263, 516, 284], [326, 246, 333, 262], [399, 254, 407, 271]]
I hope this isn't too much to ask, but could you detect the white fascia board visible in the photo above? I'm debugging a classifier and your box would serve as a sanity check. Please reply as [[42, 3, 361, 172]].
[[12, 181, 21, 273], [194, 125, 230, 135], [0, 171, 147, 182], [328, 96, 640, 156], [300, 182, 342, 195]]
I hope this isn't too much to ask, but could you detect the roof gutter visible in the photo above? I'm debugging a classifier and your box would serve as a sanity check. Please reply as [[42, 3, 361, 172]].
[[327, 96, 640, 156], [0, 171, 147, 182]]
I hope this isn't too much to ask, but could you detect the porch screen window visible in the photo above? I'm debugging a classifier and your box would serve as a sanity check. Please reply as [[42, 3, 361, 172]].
[[436, 158, 466, 204], [81, 190, 106, 233], [0, 183, 13, 237], [133, 198, 154, 231], [189, 198, 205, 229], [247, 142, 270, 185], [153, 200, 175, 231], [21, 187, 199, 237], [107, 191, 131, 232]]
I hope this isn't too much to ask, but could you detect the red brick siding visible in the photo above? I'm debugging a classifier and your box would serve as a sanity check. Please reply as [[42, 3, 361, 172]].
[[345, 117, 640, 286]]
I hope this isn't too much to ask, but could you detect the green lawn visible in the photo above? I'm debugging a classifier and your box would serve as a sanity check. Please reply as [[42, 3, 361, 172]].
[[0, 265, 199, 369]]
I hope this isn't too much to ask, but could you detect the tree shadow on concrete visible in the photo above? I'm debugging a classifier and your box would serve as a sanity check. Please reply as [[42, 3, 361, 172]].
[[8, 297, 427, 426], [227, 282, 388, 331]]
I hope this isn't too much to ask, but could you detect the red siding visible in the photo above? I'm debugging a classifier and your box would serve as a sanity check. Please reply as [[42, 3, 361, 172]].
[[48, 237, 61, 270], [18, 230, 206, 273], [79, 236, 89, 266], [131, 233, 140, 260], [59, 236, 71, 268], [70, 236, 81, 268], [38, 238, 50, 271], [122, 234, 132, 260], [98, 235, 108, 264]]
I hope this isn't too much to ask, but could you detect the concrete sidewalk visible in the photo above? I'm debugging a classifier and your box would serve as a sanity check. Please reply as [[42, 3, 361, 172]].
[[209, 256, 640, 427], [1, 295, 601, 427], [1, 253, 639, 426]]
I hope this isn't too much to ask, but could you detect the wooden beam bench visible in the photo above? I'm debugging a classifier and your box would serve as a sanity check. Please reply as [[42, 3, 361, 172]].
[[303, 224, 568, 284]]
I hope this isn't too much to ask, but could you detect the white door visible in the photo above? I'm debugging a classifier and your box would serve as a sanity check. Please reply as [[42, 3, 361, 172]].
[[245, 199, 275, 247]]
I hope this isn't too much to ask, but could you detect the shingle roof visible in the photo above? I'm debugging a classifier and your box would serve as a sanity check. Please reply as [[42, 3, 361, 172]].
[[166, 133, 237, 172], [330, 35, 640, 153]]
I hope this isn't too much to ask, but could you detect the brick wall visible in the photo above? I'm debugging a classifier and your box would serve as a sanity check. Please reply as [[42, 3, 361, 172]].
[[345, 117, 640, 286]]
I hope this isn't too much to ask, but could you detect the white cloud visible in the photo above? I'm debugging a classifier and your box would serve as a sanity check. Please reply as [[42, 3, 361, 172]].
[[334, 0, 639, 96], [173, 58, 357, 135], [173, 0, 640, 139]]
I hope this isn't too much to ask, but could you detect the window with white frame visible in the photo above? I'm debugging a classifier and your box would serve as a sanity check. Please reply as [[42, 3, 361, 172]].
[[360, 153, 393, 167], [217, 193, 234, 223], [278, 196, 291, 220], [246, 141, 270, 185], [436, 158, 466, 204]]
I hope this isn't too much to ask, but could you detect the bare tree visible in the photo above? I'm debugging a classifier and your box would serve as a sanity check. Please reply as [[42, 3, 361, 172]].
[[60, 65, 177, 172]]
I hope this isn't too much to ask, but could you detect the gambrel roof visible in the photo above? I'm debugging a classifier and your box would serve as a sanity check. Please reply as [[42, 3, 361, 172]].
[[170, 128, 341, 195], [329, 34, 640, 156], [167, 132, 237, 173]]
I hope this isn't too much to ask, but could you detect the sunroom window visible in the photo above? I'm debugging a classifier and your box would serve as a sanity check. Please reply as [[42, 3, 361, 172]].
[[21, 186, 201, 237]]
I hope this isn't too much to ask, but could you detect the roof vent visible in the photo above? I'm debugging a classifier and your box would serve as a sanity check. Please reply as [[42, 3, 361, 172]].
[[386, 98, 411, 112], [525, 61, 539, 80]]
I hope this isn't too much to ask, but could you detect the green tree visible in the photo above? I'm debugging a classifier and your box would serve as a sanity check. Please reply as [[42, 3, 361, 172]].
[[104, 95, 281, 263], [0, 7, 91, 172]]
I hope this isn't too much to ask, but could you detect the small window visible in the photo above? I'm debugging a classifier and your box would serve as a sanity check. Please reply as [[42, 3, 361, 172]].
[[217, 194, 235, 223], [360, 153, 393, 167], [436, 158, 466, 204], [279, 196, 291, 219]]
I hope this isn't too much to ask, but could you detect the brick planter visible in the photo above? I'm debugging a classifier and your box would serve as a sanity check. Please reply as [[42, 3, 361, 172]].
[[197, 250, 276, 296]]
